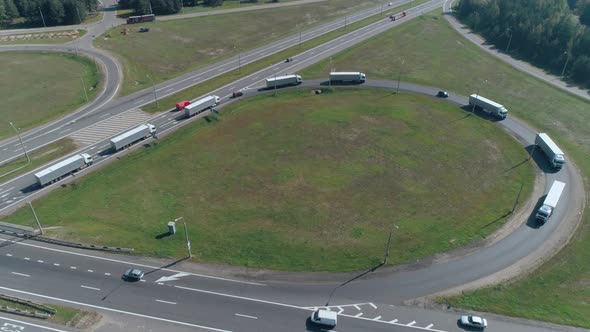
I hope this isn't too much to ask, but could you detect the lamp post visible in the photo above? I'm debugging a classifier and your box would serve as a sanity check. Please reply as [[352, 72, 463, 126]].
[[146, 74, 159, 108], [471, 80, 487, 114], [175, 217, 191, 258], [396, 57, 405, 93], [10, 122, 30, 164], [505, 28, 513, 53], [383, 224, 399, 265], [39, 7, 47, 27], [560, 51, 571, 79]]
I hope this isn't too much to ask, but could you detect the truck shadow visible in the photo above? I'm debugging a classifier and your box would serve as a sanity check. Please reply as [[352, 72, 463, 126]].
[[305, 318, 333, 331], [458, 105, 503, 122], [526, 195, 546, 229], [525, 145, 559, 174]]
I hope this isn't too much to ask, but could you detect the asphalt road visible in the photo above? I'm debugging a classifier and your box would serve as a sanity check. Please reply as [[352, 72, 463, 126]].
[[0, 1, 585, 331]]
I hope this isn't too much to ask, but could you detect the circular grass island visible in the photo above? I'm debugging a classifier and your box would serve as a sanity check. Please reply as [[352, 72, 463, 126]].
[[6, 88, 535, 272]]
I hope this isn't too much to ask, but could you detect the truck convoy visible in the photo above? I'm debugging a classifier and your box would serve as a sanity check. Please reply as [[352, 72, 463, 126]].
[[329, 72, 366, 84], [468, 94, 508, 119], [110, 124, 157, 151], [535, 133, 566, 170], [34, 154, 93, 187], [266, 75, 302, 88], [185, 95, 220, 118], [536, 181, 566, 223]]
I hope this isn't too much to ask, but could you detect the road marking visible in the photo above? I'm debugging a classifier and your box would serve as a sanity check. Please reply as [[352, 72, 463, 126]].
[[425, 324, 433, 328], [11, 272, 30, 277], [175, 285, 300, 309], [24, 257, 30, 260], [5, 254, 12, 257], [104, 272, 111, 276], [99, 112, 111, 118], [373, 316, 382, 320], [0, 238, 264, 286], [1, 193, 9, 198], [389, 319, 398, 323], [0, 286, 232, 332], [235, 313, 258, 320], [0, 187, 14, 195], [337, 306, 344, 314], [54, 263, 60, 266], [140, 279, 146, 282], [0, 315, 69, 332], [37, 260, 44, 263], [252, 75, 259, 80], [369, 303, 377, 309], [354, 304, 360, 310], [355, 313, 363, 317], [155, 299, 176, 305], [134, 99, 145, 105], [166, 88, 174, 92], [228, 86, 235, 90], [88, 269, 94, 272], [58, 128, 71, 135], [80, 285, 101, 291], [155, 272, 191, 283], [70, 266, 77, 269], [407, 321, 416, 326]]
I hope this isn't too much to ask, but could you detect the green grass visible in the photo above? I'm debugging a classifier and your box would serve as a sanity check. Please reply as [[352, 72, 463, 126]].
[[140, 0, 429, 114], [0, 139, 78, 182], [299, 9, 590, 327], [95, 0, 385, 96], [4, 89, 533, 272], [0, 298, 90, 326], [0, 52, 101, 140], [0, 29, 86, 45], [173, 0, 301, 15]]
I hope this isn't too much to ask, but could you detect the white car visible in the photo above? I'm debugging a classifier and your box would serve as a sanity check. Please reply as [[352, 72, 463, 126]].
[[460, 315, 487, 329]]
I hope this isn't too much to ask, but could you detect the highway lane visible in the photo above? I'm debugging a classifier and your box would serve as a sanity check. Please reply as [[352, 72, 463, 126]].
[[0, 0, 419, 165]]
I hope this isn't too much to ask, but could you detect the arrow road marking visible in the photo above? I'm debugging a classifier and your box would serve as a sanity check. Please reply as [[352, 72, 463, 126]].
[[154, 272, 191, 283]]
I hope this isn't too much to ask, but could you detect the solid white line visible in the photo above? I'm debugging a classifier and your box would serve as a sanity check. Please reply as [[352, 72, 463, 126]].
[[80, 285, 101, 291], [0, 186, 14, 195], [174, 285, 300, 309], [389, 319, 398, 323], [0, 286, 232, 332], [235, 313, 258, 319], [355, 313, 363, 317], [425, 324, 433, 329], [354, 304, 360, 310], [407, 321, 416, 326], [369, 303, 377, 309], [99, 112, 111, 118], [58, 129, 71, 135], [0, 315, 69, 332], [155, 299, 176, 305], [11, 272, 30, 277], [134, 99, 145, 104], [373, 316, 382, 320], [0, 238, 264, 286]]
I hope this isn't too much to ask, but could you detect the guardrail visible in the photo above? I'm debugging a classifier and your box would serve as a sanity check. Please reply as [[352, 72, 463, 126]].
[[0, 293, 55, 319]]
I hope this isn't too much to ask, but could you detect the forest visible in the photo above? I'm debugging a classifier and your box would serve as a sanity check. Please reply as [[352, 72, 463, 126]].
[[0, 0, 98, 26], [457, 0, 590, 87]]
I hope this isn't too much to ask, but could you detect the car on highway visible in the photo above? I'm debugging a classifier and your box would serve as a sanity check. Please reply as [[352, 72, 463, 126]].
[[122, 268, 144, 281], [437, 90, 449, 98], [459, 315, 487, 329]]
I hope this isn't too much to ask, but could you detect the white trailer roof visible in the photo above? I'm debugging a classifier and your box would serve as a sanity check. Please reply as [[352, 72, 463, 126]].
[[35, 155, 82, 178], [330, 72, 362, 75], [186, 96, 216, 110], [111, 124, 149, 143], [470, 95, 504, 109], [267, 75, 298, 81], [538, 133, 564, 155], [545, 181, 565, 207]]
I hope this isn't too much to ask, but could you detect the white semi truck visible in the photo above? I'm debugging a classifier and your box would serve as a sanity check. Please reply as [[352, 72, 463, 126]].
[[536, 180, 566, 223], [329, 72, 366, 83], [468, 94, 508, 119], [185, 95, 220, 118], [110, 124, 156, 151], [266, 74, 302, 88], [535, 133, 565, 170], [34, 153, 93, 186]]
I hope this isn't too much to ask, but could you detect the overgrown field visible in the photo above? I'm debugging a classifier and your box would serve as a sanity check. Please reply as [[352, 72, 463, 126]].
[[300, 9, 590, 327], [4, 89, 533, 272], [0, 52, 101, 140], [95, 0, 382, 96]]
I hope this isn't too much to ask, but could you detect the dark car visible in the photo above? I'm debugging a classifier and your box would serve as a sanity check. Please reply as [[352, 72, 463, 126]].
[[122, 268, 144, 281], [437, 91, 449, 98], [232, 91, 244, 98]]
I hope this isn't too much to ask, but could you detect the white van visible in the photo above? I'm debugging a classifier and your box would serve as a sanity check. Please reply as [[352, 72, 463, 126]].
[[310, 309, 337, 327]]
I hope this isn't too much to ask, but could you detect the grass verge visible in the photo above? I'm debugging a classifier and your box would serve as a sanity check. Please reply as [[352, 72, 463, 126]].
[[0, 298, 96, 327], [0, 52, 102, 141], [140, 0, 430, 113], [3, 89, 533, 272], [96, 0, 388, 96], [0, 29, 86, 45], [297, 8, 590, 327], [0, 139, 78, 182]]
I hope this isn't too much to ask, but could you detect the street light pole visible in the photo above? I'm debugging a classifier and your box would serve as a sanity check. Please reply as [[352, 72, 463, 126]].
[[560, 51, 571, 79], [396, 57, 405, 93], [471, 87, 480, 114], [146, 74, 159, 107], [383, 224, 399, 265], [505, 29, 513, 53], [39, 7, 47, 27], [80, 77, 89, 102], [10, 122, 30, 163], [175, 217, 191, 258], [28, 202, 44, 235]]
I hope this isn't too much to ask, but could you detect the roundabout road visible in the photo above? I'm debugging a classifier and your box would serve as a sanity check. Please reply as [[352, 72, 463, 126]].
[[0, 79, 584, 332]]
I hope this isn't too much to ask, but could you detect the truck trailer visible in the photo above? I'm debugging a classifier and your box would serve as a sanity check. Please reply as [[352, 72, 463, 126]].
[[468, 94, 508, 119], [266, 75, 302, 89], [329, 72, 366, 84], [110, 124, 156, 151], [535, 133, 565, 170], [184, 95, 220, 118], [536, 181, 566, 223], [34, 153, 93, 187]]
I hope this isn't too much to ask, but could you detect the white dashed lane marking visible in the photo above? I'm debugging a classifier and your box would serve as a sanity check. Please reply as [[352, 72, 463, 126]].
[[155, 299, 176, 305], [11, 272, 30, 277], [235, 313, 258, 320], [80, 285, 100, 291]]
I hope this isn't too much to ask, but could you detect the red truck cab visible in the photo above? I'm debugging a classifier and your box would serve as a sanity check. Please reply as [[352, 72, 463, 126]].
[[176, 100, 191, 111]]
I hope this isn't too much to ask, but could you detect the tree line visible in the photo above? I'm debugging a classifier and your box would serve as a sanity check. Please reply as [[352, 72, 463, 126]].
[[0, 0, 98, 26], [118, 0, 279, 16], [456, 0, 590, 87]]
